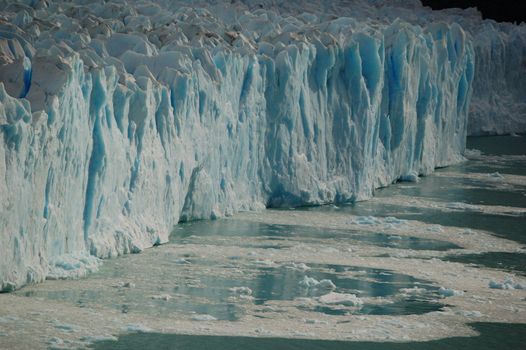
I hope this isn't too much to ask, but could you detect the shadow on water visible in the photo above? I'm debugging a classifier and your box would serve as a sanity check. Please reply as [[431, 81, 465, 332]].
[[304, 201, 526, 245], [466, 135, 526, 156], [296, 135, 526, 243], [443, 252, 526, 276], [449, 160, 526, 176], [374, 205, 526, 245], [364, 172, 526, 208], [388, 179, 526, 208], [89, 323, 526, 350], [395, 209, 526, 245]]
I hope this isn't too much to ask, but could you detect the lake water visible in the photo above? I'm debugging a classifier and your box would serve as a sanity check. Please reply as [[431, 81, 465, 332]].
[[90, 323, 526, 350], [88, 135, 526, 348], [2, 136, 525, 349]]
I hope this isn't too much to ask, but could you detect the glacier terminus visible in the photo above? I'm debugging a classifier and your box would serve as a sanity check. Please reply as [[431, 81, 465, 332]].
[[0, 0, 525, 294]]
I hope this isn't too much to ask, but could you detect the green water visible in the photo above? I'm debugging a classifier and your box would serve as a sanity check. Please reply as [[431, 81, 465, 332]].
[[142, 136, 523, 319], [22, 259, 443, 321], [297, 137, 526, 280], [444, 252, 526, 276], [448, 160, 526, 177], [36, 136, 526, 348], [298, 136, 526, 246], [90, 323, 526, 350], [173, 220, 461, 251], [467, 135, 526, 156], [384, 178, 525, 208], [314, 202, 526, 245]]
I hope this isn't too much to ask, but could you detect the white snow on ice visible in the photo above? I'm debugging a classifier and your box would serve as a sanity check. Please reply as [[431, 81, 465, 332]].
[[0, 0, 524, 293]]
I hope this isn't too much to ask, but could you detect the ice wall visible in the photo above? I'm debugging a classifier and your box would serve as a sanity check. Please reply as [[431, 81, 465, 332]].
[[362, 2, 526, 135], [468, 22, 526, 135], [0, 0, 476, 291]]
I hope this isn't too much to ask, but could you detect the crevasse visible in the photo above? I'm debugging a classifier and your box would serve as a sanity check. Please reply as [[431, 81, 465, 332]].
[[0, 0, 483, 291]]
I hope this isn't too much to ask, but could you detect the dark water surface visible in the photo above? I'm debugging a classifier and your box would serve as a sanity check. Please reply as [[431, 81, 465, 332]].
[[61, 136, 526, 348], [90, 323, 526, 350], [299, 135, 526, 247], [173, 220, 461, 251], [444, 252, 526, 276], [466, 135, 526, 156], [22, 258, 444, 321]]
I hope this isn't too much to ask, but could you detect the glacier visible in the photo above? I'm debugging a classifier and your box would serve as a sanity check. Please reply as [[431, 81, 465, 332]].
[[409, 5, 526, 135], [0, 0, 522, 292]]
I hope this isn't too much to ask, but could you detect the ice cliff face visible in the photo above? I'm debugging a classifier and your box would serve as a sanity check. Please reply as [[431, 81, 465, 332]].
[[396, 5, 526, 135], [468, 21, 526, 135], [0, 0, 498, 291]]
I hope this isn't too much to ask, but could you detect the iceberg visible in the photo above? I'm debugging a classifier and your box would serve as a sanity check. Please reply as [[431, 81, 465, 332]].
[[0, 0, 521, 291], [318, 292, 364, 307]]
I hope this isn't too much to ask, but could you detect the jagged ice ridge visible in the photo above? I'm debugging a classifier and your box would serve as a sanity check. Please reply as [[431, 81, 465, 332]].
[[0, 0, 522, 291]]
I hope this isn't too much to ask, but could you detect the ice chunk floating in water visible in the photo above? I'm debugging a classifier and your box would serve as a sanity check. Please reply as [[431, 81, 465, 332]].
[[0, 0, 523, 291]]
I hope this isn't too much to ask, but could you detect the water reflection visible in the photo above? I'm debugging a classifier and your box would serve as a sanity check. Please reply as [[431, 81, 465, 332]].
[[173, 220, 461, 251], [17, 259, 443, 320]]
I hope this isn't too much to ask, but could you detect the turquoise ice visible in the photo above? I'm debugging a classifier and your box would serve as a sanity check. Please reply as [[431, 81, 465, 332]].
[[0, 0, 523, 291]]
